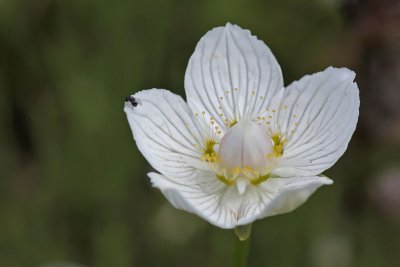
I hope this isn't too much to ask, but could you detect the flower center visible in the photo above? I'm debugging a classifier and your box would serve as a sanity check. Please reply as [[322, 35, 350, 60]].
[[214, 119, 273, 194]]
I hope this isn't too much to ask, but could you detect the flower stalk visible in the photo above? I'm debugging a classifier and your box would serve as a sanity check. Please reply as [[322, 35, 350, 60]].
[[231, 231, 251, 267]]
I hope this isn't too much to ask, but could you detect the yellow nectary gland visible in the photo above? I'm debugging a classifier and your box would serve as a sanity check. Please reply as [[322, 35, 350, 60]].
[[271, 133, 287, 158], [201, 140, 219, 162]]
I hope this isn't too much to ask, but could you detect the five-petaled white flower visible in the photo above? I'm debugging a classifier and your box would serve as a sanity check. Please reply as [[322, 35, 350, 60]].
[[124, 23, 359, 229]]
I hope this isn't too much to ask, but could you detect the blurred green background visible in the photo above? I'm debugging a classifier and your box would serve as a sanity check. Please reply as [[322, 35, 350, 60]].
[[1, 0, 400, 266]]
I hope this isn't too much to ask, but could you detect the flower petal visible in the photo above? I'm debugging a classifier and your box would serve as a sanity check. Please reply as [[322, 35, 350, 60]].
[[124, 89, 210, 180], [254, 175, 332, 220], [185, 23, 283, 128], [272, 67, 360, 177], [149, 172, 332, 229]]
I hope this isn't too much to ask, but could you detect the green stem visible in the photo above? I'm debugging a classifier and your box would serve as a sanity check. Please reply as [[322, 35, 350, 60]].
[[231, 234, 250, 267]]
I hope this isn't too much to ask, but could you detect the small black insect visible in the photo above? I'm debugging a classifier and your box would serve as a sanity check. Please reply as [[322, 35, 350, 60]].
[[125, 95, 138, 107]]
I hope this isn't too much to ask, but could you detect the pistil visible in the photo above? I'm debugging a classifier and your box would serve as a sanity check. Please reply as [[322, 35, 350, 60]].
[[212, 118, 274, 194]]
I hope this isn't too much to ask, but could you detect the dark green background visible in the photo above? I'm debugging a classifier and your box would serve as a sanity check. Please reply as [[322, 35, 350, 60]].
[[1, 0, 400, 266]]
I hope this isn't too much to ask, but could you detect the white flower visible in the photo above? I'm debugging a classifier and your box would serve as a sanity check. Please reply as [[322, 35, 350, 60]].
[[124, 23, 360, 229]]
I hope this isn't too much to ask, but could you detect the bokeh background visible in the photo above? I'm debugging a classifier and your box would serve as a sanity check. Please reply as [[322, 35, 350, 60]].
[[1, 0, 400, 266]]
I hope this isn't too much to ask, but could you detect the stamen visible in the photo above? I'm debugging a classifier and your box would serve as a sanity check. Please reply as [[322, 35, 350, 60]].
[[215, 165, 270, 187], [216, 173, 235, 185], [250, 172, 270, 185], [229, 119, 238, 127]]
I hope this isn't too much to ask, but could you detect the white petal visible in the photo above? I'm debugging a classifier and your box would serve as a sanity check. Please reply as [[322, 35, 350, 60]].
[[272, 67, 360, 177], [185, 23, 283, 128], [254, 175, 332, 220], [124, 89, 210, 181], [149, 172, 332, 229]]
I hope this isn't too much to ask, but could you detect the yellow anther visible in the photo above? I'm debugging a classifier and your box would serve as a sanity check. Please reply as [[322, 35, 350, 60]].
[[250, 173, 270, 185], [214, 165, 270, 187], [216, 174, 235, 185]]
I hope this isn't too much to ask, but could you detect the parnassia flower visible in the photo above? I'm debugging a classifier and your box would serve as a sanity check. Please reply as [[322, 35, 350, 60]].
[[124, 23, 360, 229]]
